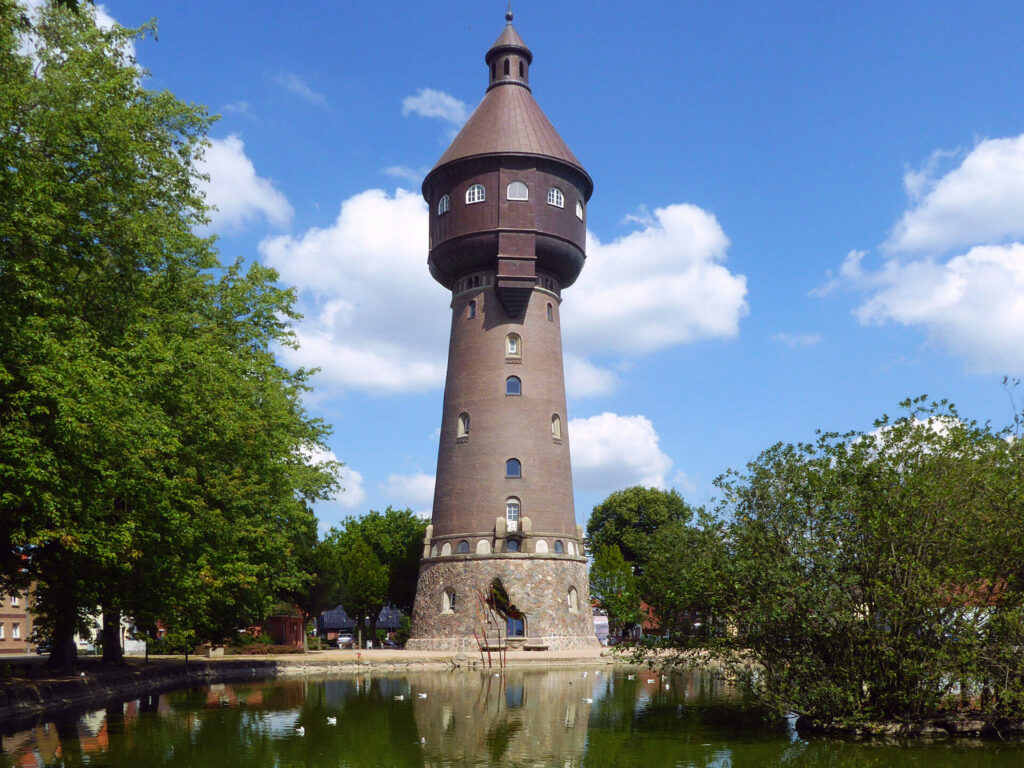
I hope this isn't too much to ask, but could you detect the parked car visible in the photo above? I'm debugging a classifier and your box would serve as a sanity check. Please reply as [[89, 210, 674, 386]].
[[35, 641, 51, 655], [334, 633, 355, 649]]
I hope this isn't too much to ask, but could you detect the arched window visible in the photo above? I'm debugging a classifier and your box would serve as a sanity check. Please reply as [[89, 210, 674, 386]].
[[456, 540, 470, 554], [506, 333, 521, 357], [551, 414, 562, 439], [547, 187, 565, 208], [505, 376, 521, 396], [505, 458, 521, 478], [506, 538, 520, 552], [438, 194, 450, 215], [547, 303, 553, 322], [507, 181, 528, 201], [442, 588, 456, 614], [519, 60, 524, 78], [466, 184, 485, 204], [503, 58, 510, 75], [568, 587, 579, 613], [457, 412, 470, 438], [506, 498, 520, 530], [576, 199, 584, 220], [467, 300, 476, 319], [554, 540, 565, 554], [476, 539, 491, 554], [441, 541, 452, 556]]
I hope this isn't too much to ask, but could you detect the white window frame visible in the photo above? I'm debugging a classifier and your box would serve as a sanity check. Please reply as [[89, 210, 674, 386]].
[[12, 623, 20, 639], [506, 498, 520, 532], [457, 412, 470, 438], [507, 181, 529, 201], [438, 194, 451, 215], [466, 184, 486, 204], [9, 594, 18, 607], [547, 187, 564, 208], [575, 199, 584, 220], [0, 623, 5, 640], [551, 414, 562, 439]]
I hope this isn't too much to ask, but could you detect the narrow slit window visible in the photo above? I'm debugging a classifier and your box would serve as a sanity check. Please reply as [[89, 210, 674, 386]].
[[547, 303, 553, 322], [468, 300, 476, 319], [505, 458, 521, 478], [505, 376, 521, 396], [519, 61, 524, 77], [547, 187, 564, 208], [457, 412, 470, 438], [504, 58, 510, 75], [551, 414, 562, 439], [576, 200, 584, 220]]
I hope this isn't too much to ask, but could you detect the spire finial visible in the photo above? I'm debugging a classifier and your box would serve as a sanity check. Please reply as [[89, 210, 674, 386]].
[[506, 1, 513, 23]]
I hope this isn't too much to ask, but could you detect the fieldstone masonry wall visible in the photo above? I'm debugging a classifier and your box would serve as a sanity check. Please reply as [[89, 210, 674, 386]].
[[407, 555, 600, 651]]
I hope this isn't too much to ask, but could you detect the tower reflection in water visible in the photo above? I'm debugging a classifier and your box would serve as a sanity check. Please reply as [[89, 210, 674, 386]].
[[0, 667, 740, 768]]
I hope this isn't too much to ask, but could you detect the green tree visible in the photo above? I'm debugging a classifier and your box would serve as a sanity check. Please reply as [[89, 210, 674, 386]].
[[635, 397, 1024, 727], [285, 534, 346, 651], [589, 544, 641, 637], [340, 538, 388, 649], [0, 2, 338, 666], [587, 487, 695, 576], [326, 507, 427, 645]]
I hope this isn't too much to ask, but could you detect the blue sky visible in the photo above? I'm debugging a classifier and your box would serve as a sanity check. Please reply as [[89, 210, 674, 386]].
[[68, 1, 1024, 530]]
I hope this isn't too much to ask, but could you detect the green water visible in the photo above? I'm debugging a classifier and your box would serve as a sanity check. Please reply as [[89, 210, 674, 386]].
[[3, 668, 1023, 767]]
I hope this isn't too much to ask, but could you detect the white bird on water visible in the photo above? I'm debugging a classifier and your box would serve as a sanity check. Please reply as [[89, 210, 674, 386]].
[[583, 697, 593, 704], [394, 694, 405, 701], [646, 679, 655, 684], [627, 675, 636, 680], [326, 716, 337, 725], [417, 693, 428, 699], [295, 726, 305, 737], [581, 671, 588, 678], [665, 683, 670, 690]]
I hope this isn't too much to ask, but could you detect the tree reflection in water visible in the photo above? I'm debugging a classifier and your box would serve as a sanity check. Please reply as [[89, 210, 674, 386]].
[[3, 669, 1024, 768]]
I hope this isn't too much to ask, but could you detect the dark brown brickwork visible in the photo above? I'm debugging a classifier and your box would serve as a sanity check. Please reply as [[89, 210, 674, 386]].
[[410, 15, 598, 650]]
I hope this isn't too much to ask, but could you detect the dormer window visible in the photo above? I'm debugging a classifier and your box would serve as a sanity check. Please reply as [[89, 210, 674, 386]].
[[547, 187, 564, 208], [466, 184, 486, 204], [507, 181, 529, 201], [438, 194, 450, 215]]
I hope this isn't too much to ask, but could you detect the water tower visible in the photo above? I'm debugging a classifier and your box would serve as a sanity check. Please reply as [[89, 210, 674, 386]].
[[407, 11, 599, 651]]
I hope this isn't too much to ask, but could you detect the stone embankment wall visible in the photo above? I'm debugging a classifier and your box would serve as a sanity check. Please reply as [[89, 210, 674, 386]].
[[0, 660, 276, 728]]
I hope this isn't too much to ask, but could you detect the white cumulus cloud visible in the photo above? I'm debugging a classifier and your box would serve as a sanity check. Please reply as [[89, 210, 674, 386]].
[[568, 413, 673, 494], [379, 472, 436, 515], [886, 135, 1024, 255], [402, 88, 470, 126], [833, 133, 1024, 374], [845, 243, 1024, 373], [263, 189, 745, 398], [563, 204, 748, 357], [198, 134, 292, 232], [259, 188, 448, 394]]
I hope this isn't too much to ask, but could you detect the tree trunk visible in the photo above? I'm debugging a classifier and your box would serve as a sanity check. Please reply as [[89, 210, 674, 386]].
[[101, 608, 124, 663], [47, 614, 78, 670]]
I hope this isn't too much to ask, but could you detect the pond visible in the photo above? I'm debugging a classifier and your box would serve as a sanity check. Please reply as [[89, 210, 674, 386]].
[[3, 667, 1024, 767]]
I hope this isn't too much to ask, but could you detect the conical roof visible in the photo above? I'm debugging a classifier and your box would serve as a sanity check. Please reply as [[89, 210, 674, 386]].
[[424, 18, 591, 197]]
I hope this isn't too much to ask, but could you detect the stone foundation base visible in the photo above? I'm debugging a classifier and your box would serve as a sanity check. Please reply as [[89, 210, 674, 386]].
[[408, 555, 599, 649]]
